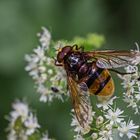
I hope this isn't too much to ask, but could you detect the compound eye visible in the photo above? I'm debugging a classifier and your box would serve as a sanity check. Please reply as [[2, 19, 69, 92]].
[[57, 51, 65, 62], [57, 46, 72, 62]]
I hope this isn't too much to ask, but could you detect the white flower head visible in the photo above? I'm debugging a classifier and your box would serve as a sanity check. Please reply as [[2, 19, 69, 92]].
[[10, 100, 29, 122], [135, 93, 140, 101], [118, 120, 139, 139], [97, 96, 117, 110], [71, 105, 95, 135], [91, 133, 98, 139], [7, 130, 17, 140], [99, 130, 113, 140], [131, 43, 140, 65], [7, 100, 42, 140], [105, 108, 124, 125], [37, 27, 51, 50], [118, 64, 140, 113], [25, 46, 47, 85], [74, 134, 85, 140], [41, 132, 52, 140], [24, 113, 40, 135], [96, 116, 104, 126], [71, 113, 86, 134]]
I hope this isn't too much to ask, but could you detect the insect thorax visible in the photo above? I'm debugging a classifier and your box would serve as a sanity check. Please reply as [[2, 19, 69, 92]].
[[65, 52, 92, 80]]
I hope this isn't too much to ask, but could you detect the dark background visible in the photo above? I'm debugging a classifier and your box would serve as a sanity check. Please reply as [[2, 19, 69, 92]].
[[0, 0, 140, 139]]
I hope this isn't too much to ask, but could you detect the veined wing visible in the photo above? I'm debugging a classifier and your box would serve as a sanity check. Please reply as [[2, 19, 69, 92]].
[[67, 75, 92, 128], [83, 50, 140, 69]]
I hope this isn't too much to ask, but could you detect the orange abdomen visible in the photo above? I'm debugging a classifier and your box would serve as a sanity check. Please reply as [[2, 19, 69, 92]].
[[80, 65, 115, 97], [89, 69, 114, 96]]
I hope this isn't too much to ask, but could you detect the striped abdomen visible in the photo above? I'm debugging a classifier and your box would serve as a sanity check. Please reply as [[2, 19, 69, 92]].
[[84, 66, 114, 96]]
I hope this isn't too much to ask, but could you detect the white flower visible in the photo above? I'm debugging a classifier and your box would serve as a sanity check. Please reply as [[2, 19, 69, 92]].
[[7, 99, 55, 140], [41, 132, 52, 140], [7, 130, 28, 140], [10, 100, 29, 122], [118, 64, 140, 113], [131, 43, 140, 65], [7, 130, 17, 140], [91, 133, 98, 139], [74, 134, 85, 140], [37, 27, 51, 49], [99, 130, 113, 140], [118, 120, 139, 139], [25, 46, 47, 84], [96, 116, 104, 126], [33, 46, 46, 61], [71, 114, 85, 134], [24, 113, 40, 135], [124, 65, 138, 73], [7, 100, 41, 139], [25, 28, 67, 103], [71, 106, 95, 134], [97, 96, 117, 110], [135, 93, 140, 101], [105, 108, 124, 125], [40, 92, 53, 102], [123, 96, 138, 113], [105, 124, 112, 131]]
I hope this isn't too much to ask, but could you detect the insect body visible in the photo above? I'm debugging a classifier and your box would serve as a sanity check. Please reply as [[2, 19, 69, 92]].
[[55, 45, 139, 127], [64, 50, 114, 97]]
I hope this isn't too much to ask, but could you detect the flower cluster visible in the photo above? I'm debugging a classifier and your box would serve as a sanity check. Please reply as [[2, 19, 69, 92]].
[[118, 65, 140, 114], [6, 100, 53, 140], [71, 96, 139, 140], [25, 27, 67, 103]]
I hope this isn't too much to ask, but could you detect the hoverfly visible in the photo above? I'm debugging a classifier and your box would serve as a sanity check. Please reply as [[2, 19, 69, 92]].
[[55, 44, 139, 127]]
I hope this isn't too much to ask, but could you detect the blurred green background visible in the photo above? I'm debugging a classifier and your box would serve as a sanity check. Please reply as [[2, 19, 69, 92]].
[[0, 0, 140, 139]]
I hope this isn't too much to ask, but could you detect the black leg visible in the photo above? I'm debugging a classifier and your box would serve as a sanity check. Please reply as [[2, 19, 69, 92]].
[[72, 44, 84, 51]]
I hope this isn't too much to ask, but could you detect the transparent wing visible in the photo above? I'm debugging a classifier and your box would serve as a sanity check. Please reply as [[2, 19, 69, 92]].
[[67, 76, 92, 128], [84, 50, 140, 69]]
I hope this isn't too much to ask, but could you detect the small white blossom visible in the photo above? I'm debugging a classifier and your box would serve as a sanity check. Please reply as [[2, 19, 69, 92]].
[[10, 100, 29, 122], [135, 93, 140, 101], [24, 113, 40, 135], [71, 114, 86, 134], [99, 130, 113, 140], [96, 116, 104, 126], [105, 124, 112, 131], [105, 108, 124, 125], [118, 120, 139, 139], [25, 46, 47, 84], [37, 27, 51, 49], [91, 133, 98, 139], [74, 134, 84, 140], [7, 100, 41, 139], [41, 132, 52, 140], [71, 106, 95, 134], [7, 130, 18, 140], [97, 96, 117, 110], [131, 43, 140, 65]]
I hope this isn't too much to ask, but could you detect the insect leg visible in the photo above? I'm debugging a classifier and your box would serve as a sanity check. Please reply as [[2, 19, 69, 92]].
[[72, 44, 84, 51]]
